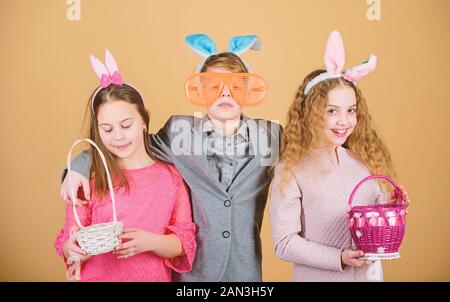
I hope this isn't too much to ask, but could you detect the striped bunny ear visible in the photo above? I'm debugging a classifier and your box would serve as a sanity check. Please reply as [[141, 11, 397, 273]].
[[185, 34, 217, 58], [344, 54, 377, 82], [89, 54, 109, 80], [228, 35, 261, 55], [324, 30, 345, 74]]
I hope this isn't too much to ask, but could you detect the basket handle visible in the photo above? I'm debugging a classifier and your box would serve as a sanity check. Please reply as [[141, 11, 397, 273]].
[[66, 139, 118, 228], [348, 175, 404, 208]]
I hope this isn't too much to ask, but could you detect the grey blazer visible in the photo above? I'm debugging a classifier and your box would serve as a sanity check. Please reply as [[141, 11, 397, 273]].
[[66, 114, 281, 281]]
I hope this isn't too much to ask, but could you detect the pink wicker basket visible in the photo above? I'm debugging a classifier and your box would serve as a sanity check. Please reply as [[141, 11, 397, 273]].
[[347, 175, 407, 260]]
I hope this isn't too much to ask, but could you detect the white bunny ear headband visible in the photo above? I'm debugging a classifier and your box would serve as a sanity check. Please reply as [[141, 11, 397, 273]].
[[185, 34, 261, 72], [304, 30, 377, 95], [89, 49, 145, 114]]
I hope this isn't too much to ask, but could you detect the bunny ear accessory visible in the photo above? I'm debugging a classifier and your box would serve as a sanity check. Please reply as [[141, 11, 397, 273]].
[[304, 30, 377, 95], [185, 34, 261, 72], [185, 34, 217, 58], [89, 49, 144, 114], [228, 35, 261, 55], [90, 49, 124, 88], [343, 54, 377, 82]]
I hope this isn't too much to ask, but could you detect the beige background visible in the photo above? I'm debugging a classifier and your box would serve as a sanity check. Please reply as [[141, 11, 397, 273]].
[[0, 0, 449, 281]]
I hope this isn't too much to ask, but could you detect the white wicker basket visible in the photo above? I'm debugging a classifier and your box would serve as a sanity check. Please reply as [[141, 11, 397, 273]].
[[67, 139, 123, 256]]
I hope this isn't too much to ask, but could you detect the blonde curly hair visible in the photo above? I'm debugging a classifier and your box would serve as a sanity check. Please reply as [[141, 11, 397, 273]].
[[277, 69, 395, 192]]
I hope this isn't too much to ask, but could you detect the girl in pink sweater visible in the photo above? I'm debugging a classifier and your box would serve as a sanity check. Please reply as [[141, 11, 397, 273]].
[[54, 50, 196, 281], [269, 31, 410, 281]]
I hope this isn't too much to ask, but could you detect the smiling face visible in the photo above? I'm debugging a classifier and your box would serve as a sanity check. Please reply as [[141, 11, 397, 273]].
[[205, 67, 243, 123], [320, 84, 357, 147], [97, 100, 147, 162]]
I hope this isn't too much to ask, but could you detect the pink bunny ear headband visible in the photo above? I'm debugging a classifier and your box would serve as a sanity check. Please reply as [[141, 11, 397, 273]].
[[89, 49, 145, 114], [304, 30, 377, 95]]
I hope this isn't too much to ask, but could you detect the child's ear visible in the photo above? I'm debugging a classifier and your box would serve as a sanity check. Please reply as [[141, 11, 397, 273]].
[[228, 35, 261, 56], [185, 34, 217, 58]]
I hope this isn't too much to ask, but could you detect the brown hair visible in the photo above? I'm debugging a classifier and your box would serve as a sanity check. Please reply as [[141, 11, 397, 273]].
[[278, 69, 395, 192], [200, 52, 248, 73], [85, 84, 160, 199]]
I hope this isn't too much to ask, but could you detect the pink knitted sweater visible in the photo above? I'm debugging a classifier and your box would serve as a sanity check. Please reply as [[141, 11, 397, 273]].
[[269, 146, 384, 282], [55, 162, 196, 282]]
